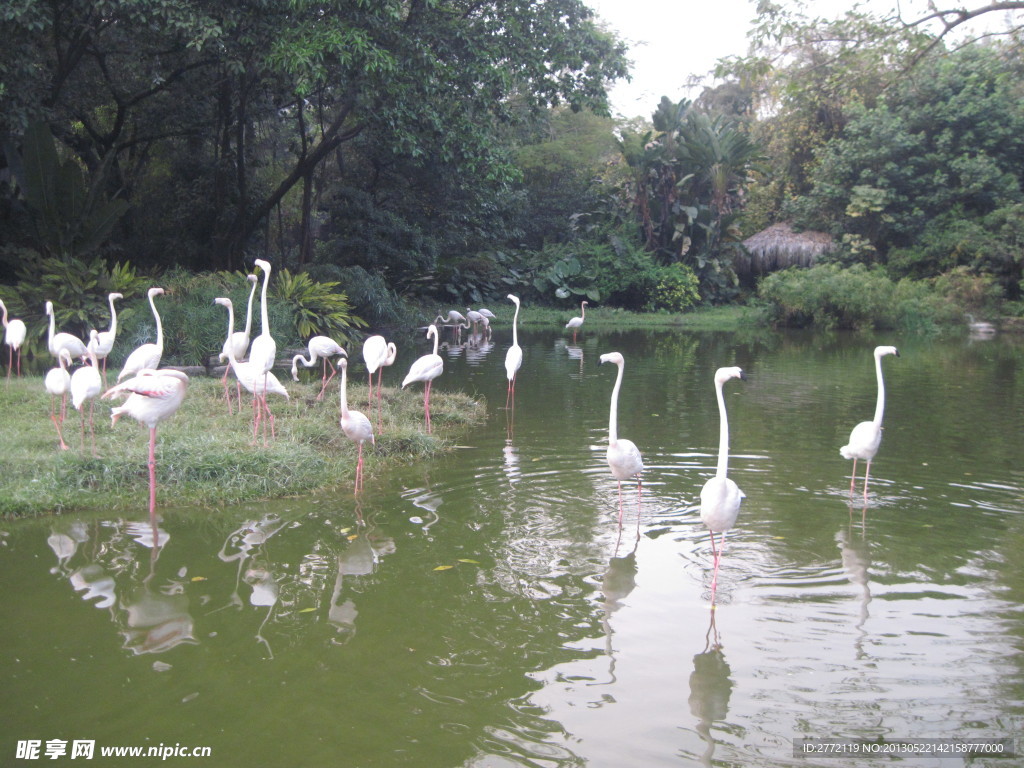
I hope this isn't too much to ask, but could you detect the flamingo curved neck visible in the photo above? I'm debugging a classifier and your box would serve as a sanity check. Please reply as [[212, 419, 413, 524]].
[[511, 302, 520, 347], [259, 265, 271, 336], [580, 302, 586, 320], [243, 280, 258, 337], [715, 379, 730, 477], [222, 301, 238, 366], [872, 352, 886, 425], [339, 362, 349, 416], [47, 306, 55, 348], [150, 292, 163, 348], [608, 360, 622, 445], [108, 295, 119, 334], [430, 326, 439, 355]]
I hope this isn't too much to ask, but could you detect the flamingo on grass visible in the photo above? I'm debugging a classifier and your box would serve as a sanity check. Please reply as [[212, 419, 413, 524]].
[[291, 336, 347, 400], [338, 357, 374, 495], [402, 324, 443, 433], [218, 274, 259, 413], [117, 288, 165, 382], [44, 349, 73, 450], [362, 334, 397, 431], [71, 330, 104, 454], [1, 299, 27, 378]]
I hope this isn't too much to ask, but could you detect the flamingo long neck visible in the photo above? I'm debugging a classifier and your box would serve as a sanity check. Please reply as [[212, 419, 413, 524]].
[[150, 292, 163, 349], [87, 332, 99, 368], [243, 280, 257, 338], [872, 352, 886, 426], [47, 304, 55, 349], [608, 361, 622, 445], [1, 301, 8, 327], [511, 302, 520, 347], [580, 301, 586, 320], [259, 265, 271, 337], [339, 362, 349, 417], [222, 301, 238, 367], [715, 379, 730, 478], [430, 326, 439, 355], [108, 295, 118, 334]]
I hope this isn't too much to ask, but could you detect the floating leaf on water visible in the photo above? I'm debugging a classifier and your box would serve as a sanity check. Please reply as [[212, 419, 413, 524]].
[[347, 534, 359, 542], [433, 565, 454, 571], [298, 607, 317, 613], [457, 559, 480, 564], [190, 576, 207, 582]]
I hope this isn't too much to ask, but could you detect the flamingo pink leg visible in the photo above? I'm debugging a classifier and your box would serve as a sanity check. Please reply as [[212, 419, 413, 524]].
[[50, 396, 69, 450], [424, 380, 433, 433], [148, 427, 158, 524]]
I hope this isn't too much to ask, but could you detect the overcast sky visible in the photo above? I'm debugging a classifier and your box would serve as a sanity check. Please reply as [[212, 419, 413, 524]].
[[585, 0, 1005, 120]]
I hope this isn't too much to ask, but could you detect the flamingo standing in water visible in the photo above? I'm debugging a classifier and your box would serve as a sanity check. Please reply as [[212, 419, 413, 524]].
[[402, 324, 443, 433], [599, 352, 644, 525], [46, 300, 89, 363], [338, 357, 374, 494], [504, 294, 523, 409], [435, 309, 469, 340], [362, 334, 397, 431], [44, 349, 73, 450], [215, 298, 289, 443], [90, 292, 123, 385], [840, 346, 900, 502], [117, 288, 165, 382], [103, 368, 190, 525], [700, 366, 747, 599], [565, 300, 588, 342], [1, 299, 27, 377], [249, 259, 278, 440], [71, 330, 104, 454], [218, 274, 259, 413], [291, 336, 347, 400]]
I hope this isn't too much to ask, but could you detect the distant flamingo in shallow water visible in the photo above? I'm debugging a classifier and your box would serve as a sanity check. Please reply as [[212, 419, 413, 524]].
[[504, 294, 522, 409], [599, 352, 644, 526], [700, 366, 746, 599], [565, 300, 588, 342], [840, 345, 899, 502]]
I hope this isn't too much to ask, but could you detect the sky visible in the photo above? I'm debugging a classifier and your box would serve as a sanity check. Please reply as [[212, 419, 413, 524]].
[[584, 0, 1005, 120]]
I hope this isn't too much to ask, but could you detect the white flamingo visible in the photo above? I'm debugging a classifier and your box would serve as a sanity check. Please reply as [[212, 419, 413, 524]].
[[338, 357, 374, 495], [291, 336, 347, 400], [44, 349, 73, 450], [46, 300, 89, 363], [117, 288, 165, 382], [504, 294, 523, 409], [599, 352, 644, 524], [215, 298, 289, 443], [699, 366, 747, 598], [218, 274, 259, 412], [434, 309, 469, 340], [402, 324, 443, 433], [71, 330, 104, 454], [103, 368, 190, 524], [565, 300, 588, 342], [1, 299, 27, 377], [249, 260, 277, 434], [362, 334, 397, 430], [840, 345, 900, 501], [90, 292, 123, 383]]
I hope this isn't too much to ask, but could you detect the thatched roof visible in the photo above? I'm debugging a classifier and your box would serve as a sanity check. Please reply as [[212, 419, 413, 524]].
[[738, 222, 834, 275]]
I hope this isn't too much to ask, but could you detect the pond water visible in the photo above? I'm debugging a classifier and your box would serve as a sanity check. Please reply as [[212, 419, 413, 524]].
[[2, 325, 1023, 767]]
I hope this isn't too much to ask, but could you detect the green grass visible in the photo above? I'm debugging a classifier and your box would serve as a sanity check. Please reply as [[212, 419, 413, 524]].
[[0, 373, 486, 518]]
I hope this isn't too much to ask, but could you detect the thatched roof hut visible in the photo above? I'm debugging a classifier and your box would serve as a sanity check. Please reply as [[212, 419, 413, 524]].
[[737, 222, 834, 277]]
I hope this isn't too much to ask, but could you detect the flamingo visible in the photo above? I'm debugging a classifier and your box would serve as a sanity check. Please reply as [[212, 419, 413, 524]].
[[477, 308, 497, 321], [338, 357, 374, 494], [117, 288, 165, 382], [700, 366, 747, 598], [966, 313, 996, 336], [1, 299, 27, 377], [434, 309, 469, 340], [291, 336, 347, 400], [218, 274, 259, 412], [362, 334, 397, 430], [90, 292, 123, 383], [44, 349, 73, 450], [599, 352, 644, 524], [103, 368, 190, 524], [249, 259, 277, 429], [402, 324, 443, 433], [840, 345, 900, 502], [504, 294, 523, 409], [466, 308, 485, 334], [565, 300, 588, 342], [45, 300, 89, 363], [215, 298, 289, 443], [71, 330, 104, 454]]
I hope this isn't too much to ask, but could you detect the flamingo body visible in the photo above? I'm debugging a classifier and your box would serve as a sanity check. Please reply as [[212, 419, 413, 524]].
[[339, 357, 374, 494], [504, 294, 523, 389], [600, 351, 643, 523], [402, 324, 443, 432], [249, 259, 277, 379], [118, 288, 165, 382], [45, 301, 88, 362], [91, 292, 123, 363], [1, 299, 27, 376], [565, 300, 588, 332], [220, 274, 259, 364], [70, 331, 103, 452], [44, 349, 73, 449]]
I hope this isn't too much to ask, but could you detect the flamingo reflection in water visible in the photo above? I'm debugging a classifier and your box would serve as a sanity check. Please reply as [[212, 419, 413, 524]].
[[688, 608, 733, 766]]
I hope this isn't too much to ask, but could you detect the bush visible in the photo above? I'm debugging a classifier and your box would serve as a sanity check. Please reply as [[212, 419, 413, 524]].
[[647, 263, 701, 312], [758, 263, 955, 333]]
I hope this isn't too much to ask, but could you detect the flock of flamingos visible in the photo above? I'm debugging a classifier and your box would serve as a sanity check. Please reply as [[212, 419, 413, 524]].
[[0, 258, 900, 597]]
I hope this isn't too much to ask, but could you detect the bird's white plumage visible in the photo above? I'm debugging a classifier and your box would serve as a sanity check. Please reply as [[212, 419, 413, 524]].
[[45, 301, 88, 361], [699, 366, 746, 535], [248, 259, 276, 378], [839, 345, 899, 462], [104, 369, 190, 429], [339, 358, 373, 446], [600, 352, 644, 482], [215, 298, 289, 399], [504, 295, 522, 384], [291, 336, 346, 380], [118, 288, 165, 381], [402, 325, 443, 388], [1, 299, 26, 351], [90, 292, 123, 361], [71, 331, 103, 411], [220, 274, 259, 364], [45, 350, 73, 399], [565, 300, 588, 330]]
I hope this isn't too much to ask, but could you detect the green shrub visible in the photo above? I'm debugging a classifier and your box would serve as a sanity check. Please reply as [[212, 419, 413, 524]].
[[648, 263, 701, 312], [758, 263, 954, 333]]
